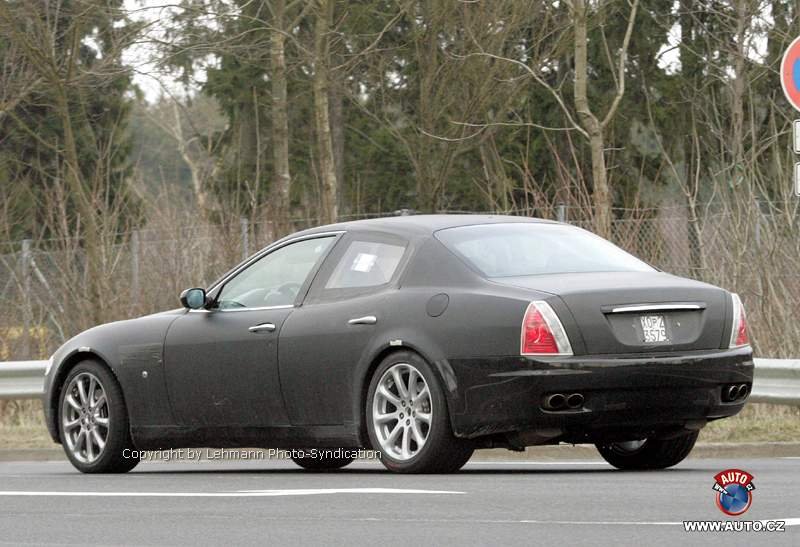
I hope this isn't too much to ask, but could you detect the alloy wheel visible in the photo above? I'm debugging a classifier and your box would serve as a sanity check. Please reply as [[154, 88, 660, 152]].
[[372, 363, 432, 461], [61, 372, 110, 464]]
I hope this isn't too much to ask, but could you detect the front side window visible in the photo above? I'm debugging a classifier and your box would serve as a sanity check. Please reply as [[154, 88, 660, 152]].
[[325, 240, 406, 289], [435, 223, 654, 278], [216, 237, 334, 309]]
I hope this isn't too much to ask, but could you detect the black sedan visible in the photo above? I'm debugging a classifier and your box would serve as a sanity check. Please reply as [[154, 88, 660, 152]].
[[43, 215, 753, 473]]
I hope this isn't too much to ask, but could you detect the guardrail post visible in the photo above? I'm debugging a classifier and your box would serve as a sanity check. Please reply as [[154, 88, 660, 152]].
[[20, 239, 32, 360], [240, 217, 249, 261], [131, 230, 140, 307], [556, 204, 566, 223]]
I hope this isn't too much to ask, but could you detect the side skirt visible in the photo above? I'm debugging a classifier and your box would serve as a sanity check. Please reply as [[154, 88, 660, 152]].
[[131, 424, 362, 451]]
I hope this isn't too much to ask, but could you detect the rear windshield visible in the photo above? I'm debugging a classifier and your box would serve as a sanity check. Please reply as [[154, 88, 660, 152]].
[[435, 223, 654, 277]]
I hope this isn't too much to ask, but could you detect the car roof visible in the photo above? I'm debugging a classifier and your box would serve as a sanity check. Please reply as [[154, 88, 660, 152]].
[[293, 214, 558, 239]]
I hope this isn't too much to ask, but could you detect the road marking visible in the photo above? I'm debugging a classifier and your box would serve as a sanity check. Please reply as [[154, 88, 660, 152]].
[[234, 488, 463, 496], [465, 461, 608, 466], [0, 488, 463, 498]]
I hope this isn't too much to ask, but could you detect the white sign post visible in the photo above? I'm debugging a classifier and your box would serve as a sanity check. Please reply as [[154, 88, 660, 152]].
[[793, 121, 800, 195], [795, 162, 800, 197], [794, 120, 800, 154]]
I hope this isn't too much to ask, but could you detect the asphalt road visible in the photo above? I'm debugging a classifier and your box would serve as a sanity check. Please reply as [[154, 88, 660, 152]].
[[0, 456, 797, 546]]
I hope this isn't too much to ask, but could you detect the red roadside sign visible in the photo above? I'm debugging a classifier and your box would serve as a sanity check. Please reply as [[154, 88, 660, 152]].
[[781, 36, 800, 111]]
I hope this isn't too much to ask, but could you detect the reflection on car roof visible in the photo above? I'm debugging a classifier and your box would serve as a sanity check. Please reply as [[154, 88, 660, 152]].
[[297, 214, 556, 238]]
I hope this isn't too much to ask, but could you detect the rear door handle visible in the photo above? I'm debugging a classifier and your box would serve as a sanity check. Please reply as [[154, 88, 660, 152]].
[[249, 323, 276, 333], [348, 315, 377, 325]]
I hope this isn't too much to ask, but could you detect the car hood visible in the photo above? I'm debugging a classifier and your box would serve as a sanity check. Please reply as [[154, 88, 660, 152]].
[[47, 309, 186, 383]]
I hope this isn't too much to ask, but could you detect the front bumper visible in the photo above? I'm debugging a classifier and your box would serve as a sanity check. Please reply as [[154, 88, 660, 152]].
[[444, 346, 754, 444]]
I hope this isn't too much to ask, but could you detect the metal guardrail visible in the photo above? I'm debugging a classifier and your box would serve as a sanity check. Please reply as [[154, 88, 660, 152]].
[[0, 360, 47, 400], [0, 358, 798, 404], [750, 359, 800, 405]]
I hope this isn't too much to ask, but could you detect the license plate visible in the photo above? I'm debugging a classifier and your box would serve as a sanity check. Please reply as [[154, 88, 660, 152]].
[[640, 315, 668, 343]]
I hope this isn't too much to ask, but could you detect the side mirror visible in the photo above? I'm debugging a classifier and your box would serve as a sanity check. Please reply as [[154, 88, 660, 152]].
[[180, 288, 207, 310]]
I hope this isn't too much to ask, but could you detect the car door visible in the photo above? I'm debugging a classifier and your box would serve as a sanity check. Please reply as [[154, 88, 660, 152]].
[[163, 234, 338, 428], [279, 231, 411, 425]]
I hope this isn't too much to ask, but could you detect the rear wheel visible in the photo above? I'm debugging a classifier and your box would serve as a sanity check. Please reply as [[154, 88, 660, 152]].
[[595, 431, 699, 470], [291, 453, 354, 471], [366, 351, 473, 473], [58, 360, 139, 474]]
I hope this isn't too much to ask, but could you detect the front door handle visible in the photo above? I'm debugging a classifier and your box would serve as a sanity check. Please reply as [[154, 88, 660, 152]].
[[348, 315, 377, 325], [249, 323, 276, 333]]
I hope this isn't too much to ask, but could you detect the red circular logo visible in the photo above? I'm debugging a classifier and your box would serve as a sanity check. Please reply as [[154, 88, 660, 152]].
[[781, 36, 800, 111]]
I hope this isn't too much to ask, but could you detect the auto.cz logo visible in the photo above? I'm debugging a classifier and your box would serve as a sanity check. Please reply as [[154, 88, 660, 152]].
[[713, 468, 755, 516], [682, 469, 786, 534], [683, 520, 785, 533]]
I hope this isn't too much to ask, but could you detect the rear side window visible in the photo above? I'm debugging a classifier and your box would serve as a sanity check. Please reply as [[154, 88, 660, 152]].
[[435, 223, 653, 277], [325, 240, 406, 289]]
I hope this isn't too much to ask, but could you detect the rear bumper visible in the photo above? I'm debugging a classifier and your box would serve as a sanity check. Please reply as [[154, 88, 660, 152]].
[[444, 346, 754, 444]]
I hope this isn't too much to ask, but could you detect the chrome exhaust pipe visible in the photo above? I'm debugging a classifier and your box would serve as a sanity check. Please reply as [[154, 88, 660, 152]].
[[725, 385, 739, 402], [737, 384, 749, 400], [566, 393, 584, 409], [545, 393, 566, 410]]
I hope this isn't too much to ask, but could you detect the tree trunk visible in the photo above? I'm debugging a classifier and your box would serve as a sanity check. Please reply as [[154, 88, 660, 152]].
[[415, 2, 441, 213], [270, 0, 292, 234], [731, 0, 748, 173], [171, 102, 209, 211], [587, 129, 611, 236], [56, 88, 104, 325], [680, 0, 704, 276], [54, 27, 105, 325], [572, 0, 611, 237], [330, 77, 345, 215], [313, 0, 338, 224]]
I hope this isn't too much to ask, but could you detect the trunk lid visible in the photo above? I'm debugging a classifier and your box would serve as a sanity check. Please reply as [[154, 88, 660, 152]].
[[495, 271, 730, 355]]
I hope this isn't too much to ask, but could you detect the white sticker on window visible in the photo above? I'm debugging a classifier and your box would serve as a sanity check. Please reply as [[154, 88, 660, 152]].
[[351, 253, 377, 273]]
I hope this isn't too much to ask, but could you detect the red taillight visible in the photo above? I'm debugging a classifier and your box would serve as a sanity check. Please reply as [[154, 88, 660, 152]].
[[729, 293, 749, 348], [521, 301, 573, 356]]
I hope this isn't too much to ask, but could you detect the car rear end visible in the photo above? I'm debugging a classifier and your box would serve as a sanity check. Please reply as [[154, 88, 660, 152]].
[[432, 221, 754, 449]]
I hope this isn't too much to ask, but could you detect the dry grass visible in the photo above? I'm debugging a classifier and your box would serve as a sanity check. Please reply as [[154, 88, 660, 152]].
[[0, 401, 797, 450], [0, 400, 52, 449], [700, 403, 800, 443]]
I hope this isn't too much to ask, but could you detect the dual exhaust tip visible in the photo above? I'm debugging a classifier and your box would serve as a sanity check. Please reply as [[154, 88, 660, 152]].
[[723, 383, 749, 403], [543, 392, 584, 411]]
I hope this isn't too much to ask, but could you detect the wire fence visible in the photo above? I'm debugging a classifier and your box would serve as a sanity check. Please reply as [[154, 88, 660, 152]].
[[1, 203, 799, 361]]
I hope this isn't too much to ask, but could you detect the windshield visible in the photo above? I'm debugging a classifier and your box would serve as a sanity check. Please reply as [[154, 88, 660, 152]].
[[435, 223, 654, 278]]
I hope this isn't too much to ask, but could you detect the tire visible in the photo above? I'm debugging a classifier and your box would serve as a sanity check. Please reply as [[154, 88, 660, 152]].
[[58, 359, 139, 474], [291, 453, 354, 471], [595, 431, 699, 470], [366, 350, 473, 473]]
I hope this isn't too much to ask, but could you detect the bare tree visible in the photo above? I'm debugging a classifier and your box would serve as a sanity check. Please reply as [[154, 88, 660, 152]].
[[144, 96, 228, 213], [270, 0, 293, 232], [568, 0, 638, 237], [463, 0, 639, 236], [313, 0, 338, 224], [0, 0, 138, 325]]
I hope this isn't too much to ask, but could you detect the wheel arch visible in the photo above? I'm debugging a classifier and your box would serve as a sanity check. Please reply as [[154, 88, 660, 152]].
[[354, 341, 458, 447], [47, 350, 123, 443]]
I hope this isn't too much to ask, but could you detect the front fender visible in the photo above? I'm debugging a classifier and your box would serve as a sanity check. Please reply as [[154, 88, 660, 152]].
[[44, 310, 183, 444]]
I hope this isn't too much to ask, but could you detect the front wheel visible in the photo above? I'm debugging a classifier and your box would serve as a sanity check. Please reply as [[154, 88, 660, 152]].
[[595, 431, 699, 470], [366, 351, 473, 473], [58, 360, 139, 474]]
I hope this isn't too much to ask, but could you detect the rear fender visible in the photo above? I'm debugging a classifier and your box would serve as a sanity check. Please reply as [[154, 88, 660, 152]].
[[351, 329, 459, 445]]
